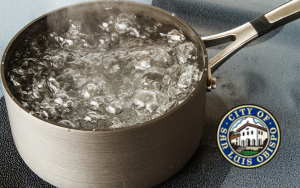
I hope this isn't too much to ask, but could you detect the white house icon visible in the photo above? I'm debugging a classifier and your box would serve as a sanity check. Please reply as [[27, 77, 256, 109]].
[[230, 122, 268, 147]]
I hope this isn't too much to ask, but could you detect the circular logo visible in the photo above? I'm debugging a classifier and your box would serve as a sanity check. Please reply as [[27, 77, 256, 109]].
[[217, 105, 280, 168]]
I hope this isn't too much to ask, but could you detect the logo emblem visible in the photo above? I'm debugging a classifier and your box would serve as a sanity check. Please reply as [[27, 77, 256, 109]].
[[217, 105, 280, 168]]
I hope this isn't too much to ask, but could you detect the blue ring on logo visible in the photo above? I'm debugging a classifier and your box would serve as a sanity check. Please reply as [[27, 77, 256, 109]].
[[217, 105, 280, 168]]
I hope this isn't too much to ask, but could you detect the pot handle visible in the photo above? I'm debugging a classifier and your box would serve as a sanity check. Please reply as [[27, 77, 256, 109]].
[[202, 0, 300, 91]]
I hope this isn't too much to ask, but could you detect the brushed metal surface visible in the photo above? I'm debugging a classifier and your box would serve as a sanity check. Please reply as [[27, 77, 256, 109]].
[[265, 0, 300, 23], [202, 23, 258, 83], [3, 85, 206, 187], [0, 1, 207, 187]]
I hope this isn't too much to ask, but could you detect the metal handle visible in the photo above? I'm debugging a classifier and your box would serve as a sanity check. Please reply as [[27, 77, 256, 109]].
[[266, 1, 300, 23], [202, 0, 300, 90], [202, 23, 258, 90]]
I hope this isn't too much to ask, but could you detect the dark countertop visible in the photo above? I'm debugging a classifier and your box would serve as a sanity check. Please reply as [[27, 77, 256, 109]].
[[1, 0, 299, 187]]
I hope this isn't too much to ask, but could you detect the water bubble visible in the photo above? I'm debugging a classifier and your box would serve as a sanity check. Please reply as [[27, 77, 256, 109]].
[[152, 81, 161, 90], [67, 20, 82, 37], [146, 100, 159, 113], [47, 77, 60, 94], [63, 100, 75, 108], [154, 22, 162, 30], [84, 111, 106, 123], [133, 98, 145, 108], [156, 101, 177, 115], [143, 68, 164, 81], [152, 114, 161, 119], [22, 101, 29, 108], [75, 78, 89, 88], [22, 60, 29, 67], [42, 107, 57, 119], [81, 90, 92, 99], [105, 94, 116, 103], [168, 87, 184, 98], [167, 29, 185, 42], [49, 55, 65, 69], [54, 97, 63, 105], [110, 33, 120, 43], [10, 75, 21, 86], [58, 120, 78, 128], [162, 75, 172, 86], [177, 64, 198, 88], [175, 42, 197, 64], [102, 22, 109, 28], [90, 96, 105, 110], [129, 28, 140, 38], [111, 117, 123, 128], [133, 59, 151, 70], [118, 92, 130, 103], [15, 52, 22, 58], [143, 26, 155, 34], [115, 19, 132, 34], [133, 89, 167, 115], [12, 67, 26, 76], [86, 83, 98, 92], [98, 33, 111, 45], [103, 60, 112, 69], [106, 101, 123, 115], [110, 64, 120, 73], [32, 89, 41, 99], [105, 16, 115, 24], [65, 39, 74, 46], [178, 73, 193, 89]]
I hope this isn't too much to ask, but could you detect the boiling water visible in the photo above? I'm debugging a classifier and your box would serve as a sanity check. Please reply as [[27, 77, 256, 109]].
[[6, 11, 202, 130]]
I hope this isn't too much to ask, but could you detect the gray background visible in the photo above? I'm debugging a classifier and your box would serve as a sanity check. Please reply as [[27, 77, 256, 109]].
[[0, 0, 299, 187]]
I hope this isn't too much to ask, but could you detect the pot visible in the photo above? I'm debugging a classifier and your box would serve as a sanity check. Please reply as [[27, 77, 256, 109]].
[[0, 1, 299, 187]]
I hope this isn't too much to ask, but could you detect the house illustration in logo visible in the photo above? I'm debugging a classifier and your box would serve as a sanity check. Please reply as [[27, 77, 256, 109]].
[[230, 122, 268, 147], [229, 117, 268, 153]]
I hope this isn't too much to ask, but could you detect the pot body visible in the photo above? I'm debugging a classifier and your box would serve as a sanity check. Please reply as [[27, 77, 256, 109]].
[[1, 1, 208, 187], [3, 76, 206, 188]]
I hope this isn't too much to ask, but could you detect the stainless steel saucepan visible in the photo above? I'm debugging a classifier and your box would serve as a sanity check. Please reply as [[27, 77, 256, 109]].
[[1, 1, 299, 187]]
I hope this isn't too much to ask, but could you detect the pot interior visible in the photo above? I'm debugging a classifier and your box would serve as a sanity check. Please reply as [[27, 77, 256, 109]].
[[1, 1, 207, 130]]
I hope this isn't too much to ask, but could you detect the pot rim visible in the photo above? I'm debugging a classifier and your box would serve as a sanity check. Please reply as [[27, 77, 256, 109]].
[[0, 0, 208, 132]]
